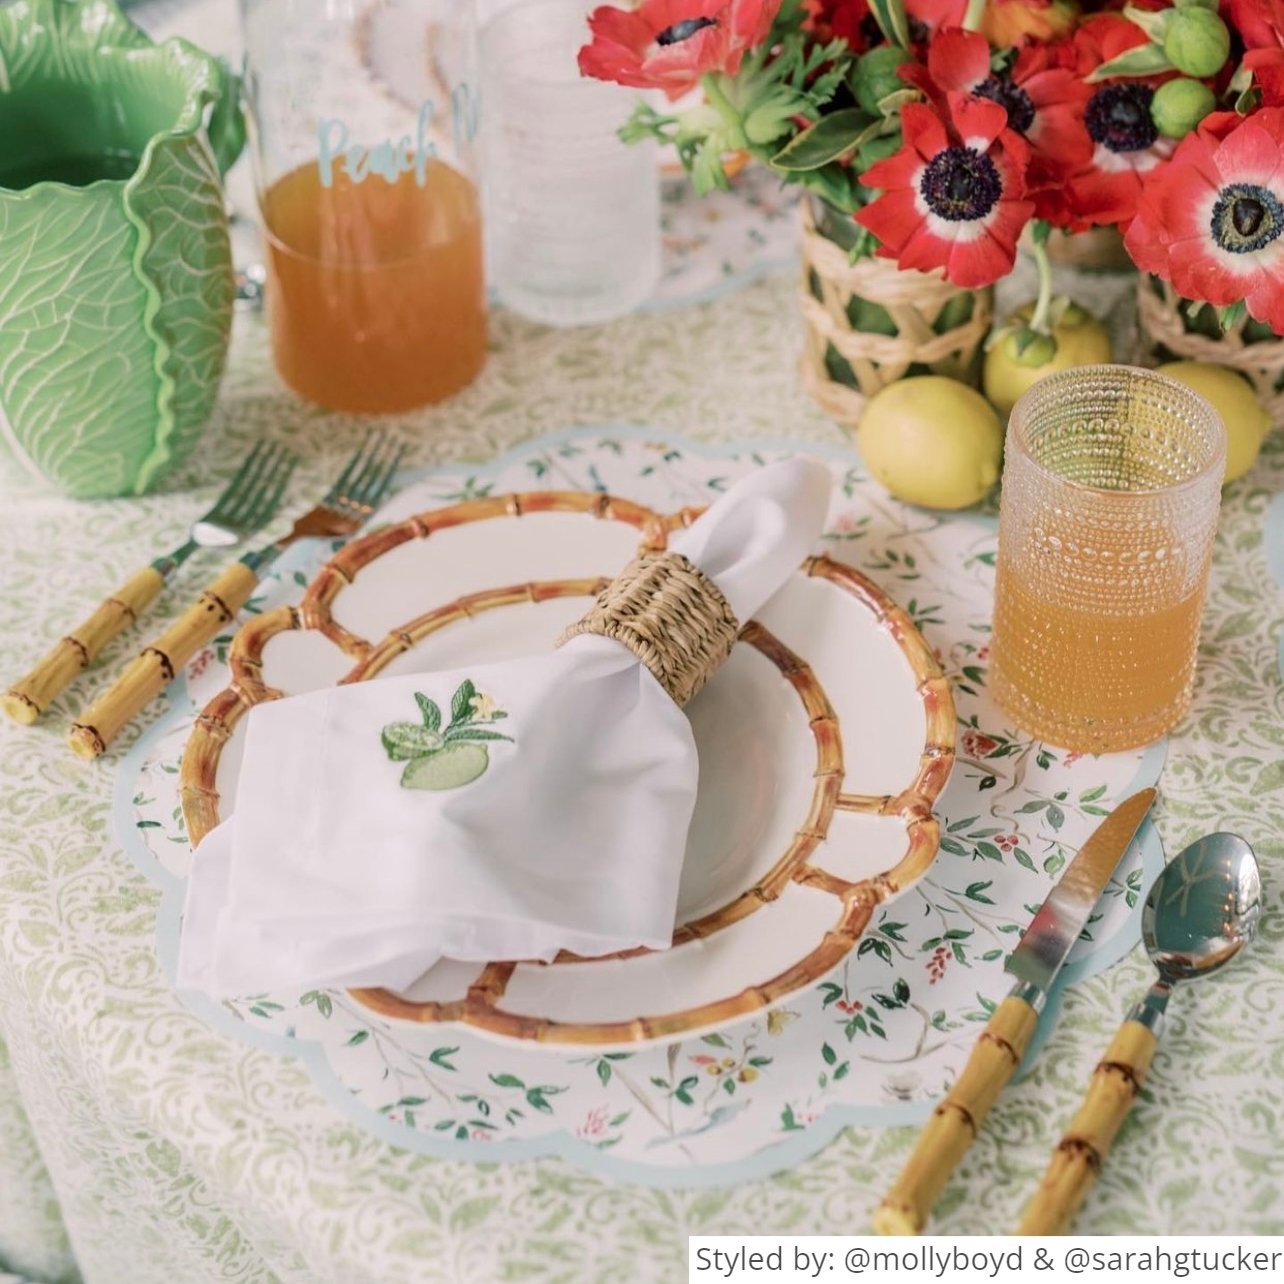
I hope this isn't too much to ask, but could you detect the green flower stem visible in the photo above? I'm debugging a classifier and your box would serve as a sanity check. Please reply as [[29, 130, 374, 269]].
[[1029, 235, 1055, 336], [963, 0, 988, 32], [701, 73, 747, 148]]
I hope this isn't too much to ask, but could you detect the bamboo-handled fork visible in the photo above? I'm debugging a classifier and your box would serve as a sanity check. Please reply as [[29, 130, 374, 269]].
[[68, 431, 405, 760], [3, 443, 296, 726]]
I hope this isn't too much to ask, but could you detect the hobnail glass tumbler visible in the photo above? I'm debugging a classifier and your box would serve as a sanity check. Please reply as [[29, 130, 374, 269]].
[[990, 365, 1226, 753]]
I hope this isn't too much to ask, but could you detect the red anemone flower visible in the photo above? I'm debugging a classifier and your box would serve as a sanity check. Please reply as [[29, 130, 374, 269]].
[[579, 0, 782, 101], [855, 94, 1034, 287], [1125, 108, 1284, 334], [1062, 14, 1175, 226], [902, 28, 1093, 223]]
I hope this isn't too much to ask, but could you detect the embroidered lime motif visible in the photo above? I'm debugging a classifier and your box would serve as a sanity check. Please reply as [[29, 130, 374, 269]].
[[381, 681, 513, 790]]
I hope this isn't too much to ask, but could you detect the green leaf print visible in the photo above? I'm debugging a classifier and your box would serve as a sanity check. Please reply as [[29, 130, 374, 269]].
[[415, 693, 442, 731], [450, 680, 478, 727]]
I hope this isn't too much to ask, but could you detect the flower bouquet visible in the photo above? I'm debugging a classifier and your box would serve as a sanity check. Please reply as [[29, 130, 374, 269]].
[[580, 1, 1284, 454], [1125, 1, 1284, 424]]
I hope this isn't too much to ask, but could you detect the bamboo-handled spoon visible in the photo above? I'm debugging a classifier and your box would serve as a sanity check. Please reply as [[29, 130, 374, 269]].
[[873, 789, 1156, 1235], [1019, 832, 1262, 1234]]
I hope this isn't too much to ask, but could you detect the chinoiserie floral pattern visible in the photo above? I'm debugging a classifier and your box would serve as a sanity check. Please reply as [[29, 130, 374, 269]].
[[2, 244, 1283, 1284], [121, 435, 1160, 1182]]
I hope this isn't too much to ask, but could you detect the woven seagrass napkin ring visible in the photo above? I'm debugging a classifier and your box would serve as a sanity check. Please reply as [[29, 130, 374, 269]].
[[557, 551, 740, 706]]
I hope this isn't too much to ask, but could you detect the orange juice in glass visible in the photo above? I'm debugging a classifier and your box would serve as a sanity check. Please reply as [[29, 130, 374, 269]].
[[240, 0, 486, 414], [990, 366, 1226, 753]]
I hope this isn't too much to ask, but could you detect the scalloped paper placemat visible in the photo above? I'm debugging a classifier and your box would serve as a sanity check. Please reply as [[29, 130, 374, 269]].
[[117, 428, 1162, 1187]]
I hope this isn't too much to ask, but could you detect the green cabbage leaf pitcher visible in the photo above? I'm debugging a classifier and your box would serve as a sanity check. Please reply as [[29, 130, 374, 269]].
[[0, 0, 244, 498]]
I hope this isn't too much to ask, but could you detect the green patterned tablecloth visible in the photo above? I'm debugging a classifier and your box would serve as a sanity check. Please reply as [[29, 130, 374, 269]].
[[2, 269, 1283, 1283]]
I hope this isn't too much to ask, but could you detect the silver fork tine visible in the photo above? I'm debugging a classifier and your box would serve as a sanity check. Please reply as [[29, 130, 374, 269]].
[[204, 440, 268, 524], [323, 431, 383, 507], [359, 442, 406, 510], [342, 431, 390, 507], [249, 452, 297, 531], [218, 441, 282, 527], [240, 448, 298, 532]]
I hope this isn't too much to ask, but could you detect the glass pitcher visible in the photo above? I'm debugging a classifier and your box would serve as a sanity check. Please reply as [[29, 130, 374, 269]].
[[239, 0, 487, 414]]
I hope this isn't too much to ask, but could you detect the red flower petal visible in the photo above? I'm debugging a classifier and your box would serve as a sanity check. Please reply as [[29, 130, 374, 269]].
[[1244, 272, 1284, 334], [579, 0, 781, 101], [926, 28, 991, 94], [1225, 0, 1284, 51], [1072, 13, 1150, 76], [1248, 50, 1284, 106], [854, 188, 922, 254], [900, 102, 951, 162], [909, 0, 969, 34], [803, 0, 872, 49], [859, 147, 924, 193], [947, 93, 1011, 154], [1214, 117, 1284, 189]]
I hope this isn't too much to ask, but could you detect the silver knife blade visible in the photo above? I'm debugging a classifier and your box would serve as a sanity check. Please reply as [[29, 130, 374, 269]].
[[1005, 787, 1157, 995]]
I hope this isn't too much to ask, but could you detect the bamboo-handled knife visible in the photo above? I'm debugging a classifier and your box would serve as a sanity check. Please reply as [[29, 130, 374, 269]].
[[872, 786, 1158, 1235]]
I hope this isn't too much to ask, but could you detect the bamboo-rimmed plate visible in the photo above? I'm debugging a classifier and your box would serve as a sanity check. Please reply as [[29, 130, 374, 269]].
[[180, 491, 955, 1048]]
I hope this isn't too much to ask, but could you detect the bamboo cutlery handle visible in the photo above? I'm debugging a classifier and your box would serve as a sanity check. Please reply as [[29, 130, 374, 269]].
[[874, 994, 1040, 1235], [68, 561, 259, 758], [3, 567, 167, 725], [1017, 1019, 1158, 1235]]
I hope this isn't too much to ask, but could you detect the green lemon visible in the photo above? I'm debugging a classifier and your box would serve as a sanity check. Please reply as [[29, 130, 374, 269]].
[[1151, 77, 1216, 139], [983, 302, 1113, 418], [1157, 361, 1272, 483], [400, 743, 490, 790], [1164, 10, 1231, 79], [853, 45, 911, 116], [857, 377, 1004, 510]]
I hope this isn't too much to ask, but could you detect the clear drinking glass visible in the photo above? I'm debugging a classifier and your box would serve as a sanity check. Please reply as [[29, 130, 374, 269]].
[[239, 0, 486, 413], [480, 0, 661, 326], [990, 366, 1226, 753]]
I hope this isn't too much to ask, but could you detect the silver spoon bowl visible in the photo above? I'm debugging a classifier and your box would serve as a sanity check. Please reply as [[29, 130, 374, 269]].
[[1131, 831, 1262, 1034]]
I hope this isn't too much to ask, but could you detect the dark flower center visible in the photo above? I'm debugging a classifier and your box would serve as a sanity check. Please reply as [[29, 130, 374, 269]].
[[919, 147, 1003, 222], [1085, 83, 1157, 153], [1210, 183, 1284, 254], [975, 75, 1036, 135], [860, 14, 930, 46], [656, 16, 719, 45]]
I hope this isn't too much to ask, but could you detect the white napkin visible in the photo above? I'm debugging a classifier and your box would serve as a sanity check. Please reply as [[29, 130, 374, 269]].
[[177, 459, 831, 998]]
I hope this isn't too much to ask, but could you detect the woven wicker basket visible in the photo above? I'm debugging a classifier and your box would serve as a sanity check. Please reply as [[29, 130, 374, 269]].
[[1137, 277, 1284, 428], [799, 198, 993, 428]]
